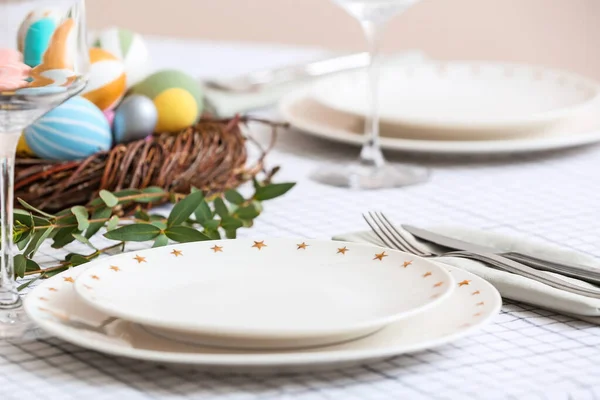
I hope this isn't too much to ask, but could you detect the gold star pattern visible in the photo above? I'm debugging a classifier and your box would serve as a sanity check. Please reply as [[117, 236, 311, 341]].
[[110, 266, 120, 272], [458, 280, 471, 287], [474, 312, 482, 317], [39, 297, 48, 301], [91, 275, 100, 280], [63, 277, 74, 283], [403, 260, 413, 268], [373, 251, 388, 261], [48, 288, 57, 292], [472, 290, 481, 296], [83, 284, 93, 290], [430, 293, 441, 299], [476, 301, 485, 306], [296, 242, 309, 250], [433, 281, 444, 288], [337, 247, 349, 255], [423, 272, 432, 278], [171, 249, 183, 257], [252, 241, 267, 250], [210, 245, 223, 253], [134, 255, 147, 263]]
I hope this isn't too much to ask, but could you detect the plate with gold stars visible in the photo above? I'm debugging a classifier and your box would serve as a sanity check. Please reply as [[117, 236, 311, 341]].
[[70, 239, 454, 349], [24, 261, 500, 372]]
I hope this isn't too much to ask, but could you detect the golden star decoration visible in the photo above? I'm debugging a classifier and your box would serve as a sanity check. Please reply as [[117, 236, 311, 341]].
[[403, 260, 413, 268], [210, 245, 223, 253], [433, 281, 444, 287], [373, 251, 388, 261], [63, 277, 74, 283], [458, 280, 471, 287], [297, 242, 309, 250], [134, 255, 147, 263], [171, 249, 183, 257], [337, 247, 349, 255], [110, 266, 120, 272], [39, 297, 48, 301], [474, 312, 482, 317], [423, 272, 432, 278], [48, 288, 57, 292], [472, 290, 481, 296], [91, 275, 100, 280], [476, 301, 485, 306], [252, 241, 267, 250]]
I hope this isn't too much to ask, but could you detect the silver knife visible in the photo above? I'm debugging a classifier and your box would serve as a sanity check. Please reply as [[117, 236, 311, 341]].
[[402, 224, 600, 285], [202, 52, 372, 93]]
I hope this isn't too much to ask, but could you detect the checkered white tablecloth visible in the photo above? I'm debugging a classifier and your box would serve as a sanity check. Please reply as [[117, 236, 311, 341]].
[[3, 40, 600, 400]]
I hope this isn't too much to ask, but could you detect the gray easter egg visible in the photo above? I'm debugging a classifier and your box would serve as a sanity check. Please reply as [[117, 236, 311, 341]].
[[113, 94, 158, 143]]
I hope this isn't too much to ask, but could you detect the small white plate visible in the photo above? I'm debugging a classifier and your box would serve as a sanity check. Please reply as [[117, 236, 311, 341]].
[[72, 239, 454, 349], [24, 263, 500, 373], [311, 62, 600, 137], [279, 88, 600, 155]]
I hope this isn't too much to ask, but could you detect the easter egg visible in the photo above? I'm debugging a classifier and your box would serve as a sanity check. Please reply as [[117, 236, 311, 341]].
[[16, 135, 35, 157], [113, 95, 158, 143], [81, 48, 126, 111], [103, 109, 115, 127], [93, 27, 149, 88], [17, 9, 61, 67], [130, 70, 203, 133], [24, 96, 112, 160]]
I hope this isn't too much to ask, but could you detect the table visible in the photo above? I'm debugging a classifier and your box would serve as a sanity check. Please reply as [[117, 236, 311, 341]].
[[3, 38, 600, 400]]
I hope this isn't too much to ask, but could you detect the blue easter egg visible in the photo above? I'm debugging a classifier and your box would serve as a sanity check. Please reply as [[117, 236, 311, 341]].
[[23, 18, 58, 67], [24, 97, 112, 160]]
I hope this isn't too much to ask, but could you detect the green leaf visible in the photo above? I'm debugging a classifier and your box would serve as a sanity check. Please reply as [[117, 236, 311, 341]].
[[26, 259, 41, 272], [71, 206, 90, 231], [225, 229, 237, 239], [107, 215, 119, 231], [204, 229, 221, 240], [17, 275, 41, 291], [224, 189, 245, 205], [235, 204, 260, 220], [70, 255, 90, 266], [194, 200, 212, 224], [13, 209, 39, 227], [14, 254, 26, 278], [202, 219, 220, 231], [85, 207, 112, 239], [72, 233, 96, 249], [136, 187, 167, 203], [134, 208, 150, 221], [17, 198, 55, 219], [254, 182, 295, 201], [104, 224, 161, 242], [152, 234, 169, 248], [165, 226, 210, 243], [51, 227, 77, 248], [221, 217, 243, 231], [24, 227, 54, 258], [16, 234, 31, 251], [150, 214, 166, 221], [44, 266, 69, 278], [167, 191, 205, 227], [252, 177, 261, 190], [213, 197, 229, 218], [113, 189, 141, 198], [99, 190, 119, 207], [150, 220, 167, 230]]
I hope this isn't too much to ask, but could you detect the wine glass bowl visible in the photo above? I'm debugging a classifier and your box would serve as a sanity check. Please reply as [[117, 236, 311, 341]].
[[0, 0, 88, 337]]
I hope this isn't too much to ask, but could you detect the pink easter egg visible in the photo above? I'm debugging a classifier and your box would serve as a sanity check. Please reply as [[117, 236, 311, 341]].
[[103, 109, 115, 126], [0, 49, 31, 91], [0, 49, 23, 65]]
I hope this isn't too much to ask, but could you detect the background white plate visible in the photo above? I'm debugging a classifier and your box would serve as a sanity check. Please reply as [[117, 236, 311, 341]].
[[279, 89, 600, 155], [73, 239, 453, 349], [25, 263, 501, 373], [311, 62, 600, 137]]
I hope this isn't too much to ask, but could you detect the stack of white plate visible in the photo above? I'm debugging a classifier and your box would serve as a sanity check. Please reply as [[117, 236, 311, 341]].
[[279, 62, 600, 155], [24, 238, 501, 373]]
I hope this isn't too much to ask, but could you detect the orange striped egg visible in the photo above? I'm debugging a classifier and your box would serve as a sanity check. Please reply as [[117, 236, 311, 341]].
[[81, 48, 126, 111]]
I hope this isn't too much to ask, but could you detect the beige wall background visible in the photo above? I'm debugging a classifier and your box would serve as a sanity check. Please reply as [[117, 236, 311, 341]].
[[87, 0, 600, 80]]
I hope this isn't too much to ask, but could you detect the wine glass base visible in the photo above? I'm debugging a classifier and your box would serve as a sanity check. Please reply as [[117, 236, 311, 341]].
[[311, 162, 429, 189], [0, 300, 33, 339]]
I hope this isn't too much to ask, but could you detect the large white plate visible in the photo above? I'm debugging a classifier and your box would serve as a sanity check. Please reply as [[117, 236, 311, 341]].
[[72, 239, 453, 349], [311, 62, 600, 137], [279, 88, 600, 155], [24, 262, 501, 373]]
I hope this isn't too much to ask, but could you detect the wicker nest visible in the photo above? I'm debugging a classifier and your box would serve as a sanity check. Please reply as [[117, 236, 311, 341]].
[[15, 116, 282, 212]]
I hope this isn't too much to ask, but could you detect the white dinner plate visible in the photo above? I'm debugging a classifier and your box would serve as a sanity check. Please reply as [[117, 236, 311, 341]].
[[72, 239, 454, 349], [311, 61, 600, 138], [279, 88, 600, 155], [24, 263, 501, 373]]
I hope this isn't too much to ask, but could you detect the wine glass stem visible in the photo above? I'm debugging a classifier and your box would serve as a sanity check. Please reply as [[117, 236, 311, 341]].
[[359, 20, 386, 169], [0, 133, 19, 308]]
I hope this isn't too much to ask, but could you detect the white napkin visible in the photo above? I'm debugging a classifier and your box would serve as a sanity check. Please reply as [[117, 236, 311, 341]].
[[333, 226, 600, 321], [203, 51, 427, 117]]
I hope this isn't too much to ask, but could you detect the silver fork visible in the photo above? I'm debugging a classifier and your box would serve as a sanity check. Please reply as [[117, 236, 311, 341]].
[[363, 211, 600, 299]]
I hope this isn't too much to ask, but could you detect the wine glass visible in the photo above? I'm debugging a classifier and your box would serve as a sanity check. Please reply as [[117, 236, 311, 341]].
[[0, 0, 88, 338], [312, 0, 429, 189]]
